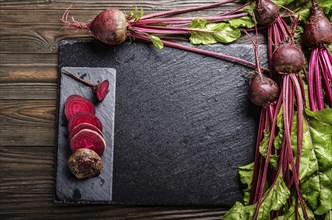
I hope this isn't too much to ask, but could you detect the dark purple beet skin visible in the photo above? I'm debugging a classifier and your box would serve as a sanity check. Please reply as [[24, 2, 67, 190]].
[[89, 8, 127, 45], [303, 5, 332, 48], [248, 73, 279, 107], [273, 44, 305, 74], [254, 0, 279, 26]]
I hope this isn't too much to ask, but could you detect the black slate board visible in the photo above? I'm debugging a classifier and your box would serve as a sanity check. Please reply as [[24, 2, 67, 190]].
[[57, 40, 265, 206], [55, 67, 116, 204]]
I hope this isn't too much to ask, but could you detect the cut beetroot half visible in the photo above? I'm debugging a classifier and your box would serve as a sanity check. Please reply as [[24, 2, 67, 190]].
[[70, 129, 106, 156], [68, 123, 103, 141], [96, 80, 109, 102], [64, 95, 96, 121], [68, 112, 102, 132]]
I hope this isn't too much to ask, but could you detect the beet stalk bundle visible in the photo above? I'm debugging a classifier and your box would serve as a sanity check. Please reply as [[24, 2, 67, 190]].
[[248, 0, 293, 208], [303, 0, 332, 111], [255, 16, 309, 219], [61, 1, 267, 70]]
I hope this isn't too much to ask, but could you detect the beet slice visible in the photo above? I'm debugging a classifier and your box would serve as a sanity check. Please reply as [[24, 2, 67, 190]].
[[68, 123, 103, 141], [67, 148, 103, 179], [68, 112, 103, 132], [64, 95, 96, 121], [70, 128, 106, 156], [96, 80, 109, 102]]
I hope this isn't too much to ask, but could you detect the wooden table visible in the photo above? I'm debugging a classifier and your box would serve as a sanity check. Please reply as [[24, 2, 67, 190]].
[[0, 1, 249, 219]]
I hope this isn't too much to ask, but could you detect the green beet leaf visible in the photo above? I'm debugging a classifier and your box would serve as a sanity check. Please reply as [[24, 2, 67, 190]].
[[256, 172, 290, 219], [238, 162, 254, 205], [224, 172, 290, 219], [273, 197, 316, 220], [223, 202, 256, 220], [228, 16, 254, 28], [300, 109, 332, 215], [189, 18, 241, 45], [150, 35, 164, 49], [274, 107, 284, 150]]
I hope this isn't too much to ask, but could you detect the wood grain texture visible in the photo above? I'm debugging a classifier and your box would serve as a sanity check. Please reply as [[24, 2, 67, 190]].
[[0, 0, 254, 218]]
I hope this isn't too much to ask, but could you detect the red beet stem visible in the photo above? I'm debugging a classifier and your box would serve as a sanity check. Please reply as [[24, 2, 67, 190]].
[[138, 0, 236, 21], [62, 69, 97, 88], [131, 12, 247, 25], [283, 75, 308, 219], [253, 88, 283, 220], [308, 49, 318, 111], [218, 1, 253, 16], [130, 32, 264, 71]]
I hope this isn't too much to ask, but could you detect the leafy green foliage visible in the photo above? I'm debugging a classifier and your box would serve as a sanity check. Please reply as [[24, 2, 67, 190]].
[[228, 16, 255, 28], [128, 7, 144, 21], [150, 35, 164, 49], [274, 197, 316, 220], [259, 130, 279, 169], [224, 173, 290, 219], [238, 162, 254, 205], [189, 18, 241, 45], [302, 109, 332, 215]]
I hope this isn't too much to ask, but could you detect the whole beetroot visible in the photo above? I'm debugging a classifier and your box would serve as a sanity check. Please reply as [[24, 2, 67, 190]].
[[68, 148, 103, 179], [89, 8, 127, 45], [303, 3, 332, 49], [254, 0, 279, 26], [248, 74, 279, 107], [273, 44, 305, 74]]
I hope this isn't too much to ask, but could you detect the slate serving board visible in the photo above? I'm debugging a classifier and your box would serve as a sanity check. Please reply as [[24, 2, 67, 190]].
[[56, 39, 266, 206], [55, 67, 116, 204]]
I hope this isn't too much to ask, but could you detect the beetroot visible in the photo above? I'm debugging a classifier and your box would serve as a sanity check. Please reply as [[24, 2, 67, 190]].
[[68, 112, 103, 132], [68, 123, 103, 141], [64, 95, 95, 120], [63, 69, 109, 102], [70, 129, 106, 156], [248, 74, 279, 107], [303, 3, 332, 49], [89, 9, 127, 45], [254, 0, 279, 26], [242, 27, 279, 107], [67, 148, 103, 179], [273, 44, 305, 74]]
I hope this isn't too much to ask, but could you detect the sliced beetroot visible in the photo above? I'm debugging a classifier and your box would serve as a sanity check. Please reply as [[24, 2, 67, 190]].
[[68, 123, 103, 141], [70, 129, 106, 156], [96, 80, 109, 101], [64, 95, 96, 121], [68, 112, 103, 132], [67, 148, 103, 179]]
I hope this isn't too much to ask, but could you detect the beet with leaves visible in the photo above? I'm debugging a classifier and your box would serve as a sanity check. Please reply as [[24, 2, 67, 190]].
[[60, 2, 263, 70]]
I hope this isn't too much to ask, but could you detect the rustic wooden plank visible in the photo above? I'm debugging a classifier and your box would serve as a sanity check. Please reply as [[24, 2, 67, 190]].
[[0, 0, 238, 11], [0, 83, 57, 99], [0, 53, 57, 66], [0, 66, 57, 83], [0, 100, 56, 146]]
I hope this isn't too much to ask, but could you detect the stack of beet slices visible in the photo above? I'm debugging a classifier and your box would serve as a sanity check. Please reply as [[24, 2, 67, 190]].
[[64, 94, 106, 179]]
